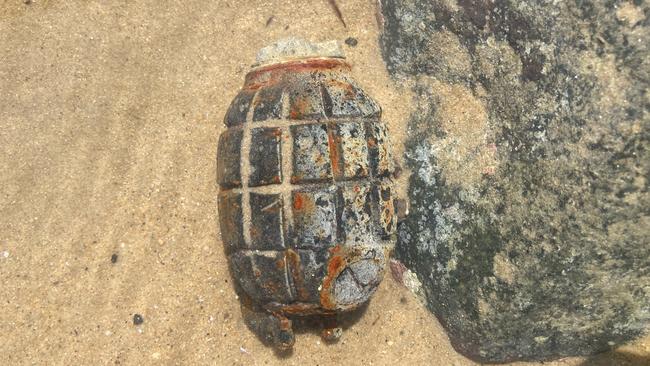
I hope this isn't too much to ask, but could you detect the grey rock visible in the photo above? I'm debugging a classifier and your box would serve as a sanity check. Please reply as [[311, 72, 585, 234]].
[[380, 0, 650, 362]]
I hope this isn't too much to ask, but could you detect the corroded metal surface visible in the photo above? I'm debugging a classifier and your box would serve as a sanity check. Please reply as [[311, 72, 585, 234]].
[[217, 44, 397, 349]]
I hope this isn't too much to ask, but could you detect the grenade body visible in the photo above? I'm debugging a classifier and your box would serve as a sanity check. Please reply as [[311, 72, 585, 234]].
[[217, 53, 397, 348]]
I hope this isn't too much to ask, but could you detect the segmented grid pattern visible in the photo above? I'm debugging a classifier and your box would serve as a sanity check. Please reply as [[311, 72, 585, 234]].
[[218, 78, 395, 305], [219, 121, 394, 247]]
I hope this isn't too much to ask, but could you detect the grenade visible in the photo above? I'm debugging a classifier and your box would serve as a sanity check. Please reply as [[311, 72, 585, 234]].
[[217, 39, 399, 349]]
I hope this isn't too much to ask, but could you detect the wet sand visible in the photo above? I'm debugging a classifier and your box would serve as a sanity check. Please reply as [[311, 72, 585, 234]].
[[0, 1, 647, 364]]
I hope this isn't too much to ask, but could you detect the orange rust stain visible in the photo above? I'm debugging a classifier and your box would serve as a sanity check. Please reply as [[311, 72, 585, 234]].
[[327, 130, 342, 178], [327, 255, 345, 275], [293, 194, 304, 210], [329, 245, 342, 255], [292, 192, 315, 213], [277, 316, 292, 331], [244, 59, 350, 92], [344, 84, 355, 98], [319, 247, 346, 310], [245, 80, 273, 91], [244, 70, 284, 91], [290, 97, 311, 119], [325, 79, 356, 100], [247, 58, 350, 81]]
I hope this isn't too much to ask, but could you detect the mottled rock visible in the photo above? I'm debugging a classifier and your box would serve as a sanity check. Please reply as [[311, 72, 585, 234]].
[[380, 0, 650, 362]]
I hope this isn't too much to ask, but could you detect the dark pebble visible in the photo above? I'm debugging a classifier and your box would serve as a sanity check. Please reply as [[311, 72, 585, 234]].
[[110, 253, 118, 264], [133, 314, 144, 325], [345, 37, 358, 47]]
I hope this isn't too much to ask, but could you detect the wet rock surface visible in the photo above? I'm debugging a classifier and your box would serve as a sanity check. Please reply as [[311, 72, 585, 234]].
[[381, 0, 649, 362]]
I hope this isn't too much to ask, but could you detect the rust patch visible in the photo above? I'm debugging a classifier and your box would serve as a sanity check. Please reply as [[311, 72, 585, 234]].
[[285, 249, 310, 301], [327, 255, 345, 275], [292, 191, 317, 215], [319, 245, 347, 310], [247, 58, 349, 84], [327, 127, 342, 178], [326, 78, 356, 98], [277, 315, 292, 331], [293, 193, 304, 210], [243, 59, 350, 92], [244, 68, 284, 91], [329, 245, 343, 255], [289, 96, 311, 119]]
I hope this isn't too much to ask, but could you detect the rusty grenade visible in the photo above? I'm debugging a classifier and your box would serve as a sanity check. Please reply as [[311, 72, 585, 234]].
[[217, 38, 399, 349]]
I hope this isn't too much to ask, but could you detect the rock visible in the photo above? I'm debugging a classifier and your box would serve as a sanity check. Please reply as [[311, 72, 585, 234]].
[[380, 0, 650, 362]]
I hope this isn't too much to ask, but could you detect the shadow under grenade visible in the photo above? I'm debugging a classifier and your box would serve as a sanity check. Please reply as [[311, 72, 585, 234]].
[[217, 39, 399, 349]]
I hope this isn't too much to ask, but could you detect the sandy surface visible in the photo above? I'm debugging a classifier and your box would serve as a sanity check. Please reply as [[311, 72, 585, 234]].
[[0, 1, 647, 365]]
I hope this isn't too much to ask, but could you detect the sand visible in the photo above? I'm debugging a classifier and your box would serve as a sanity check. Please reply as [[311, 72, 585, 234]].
[[0, 1, 647, 365]]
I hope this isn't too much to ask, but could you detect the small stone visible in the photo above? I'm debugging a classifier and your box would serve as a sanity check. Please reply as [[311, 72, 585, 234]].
[[1, 251, 8, 258], [345, 37, 358, 47], [110, 253, 118, 264], [133, 313, 144, 325]]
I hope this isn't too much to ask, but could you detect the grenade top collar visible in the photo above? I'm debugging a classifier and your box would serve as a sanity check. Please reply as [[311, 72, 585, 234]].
[[253, 37, 345, 68]]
